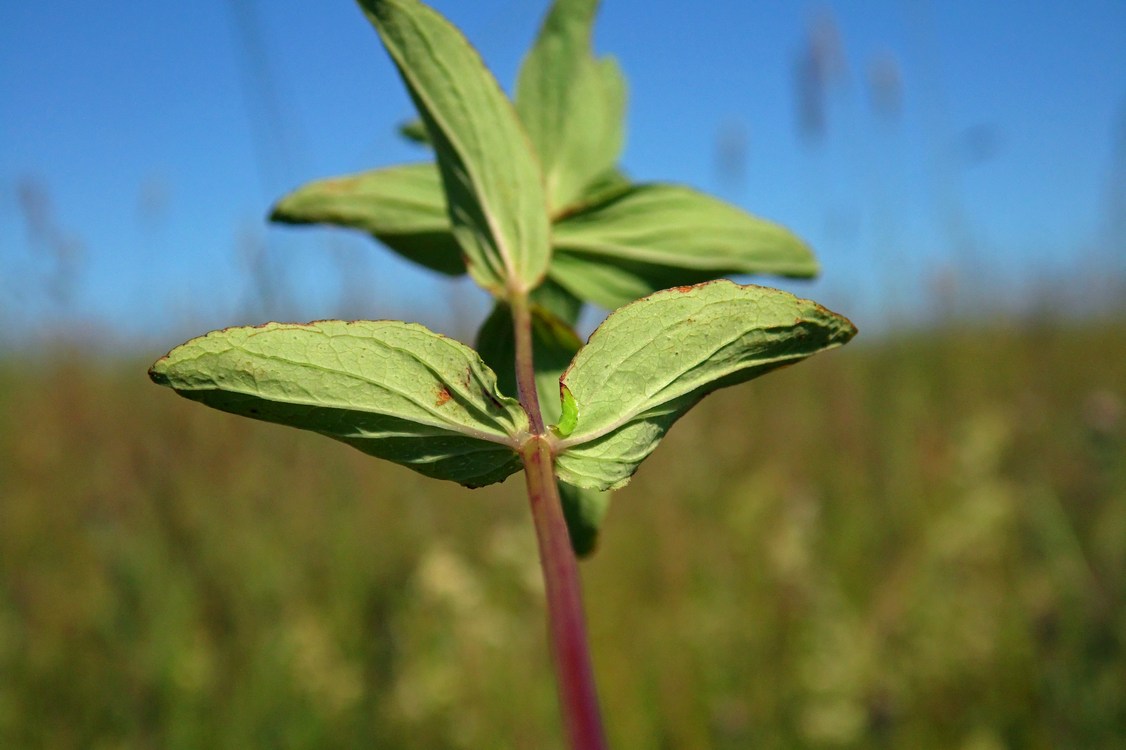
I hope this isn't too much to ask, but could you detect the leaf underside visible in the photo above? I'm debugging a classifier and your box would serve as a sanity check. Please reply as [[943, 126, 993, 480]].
[[516, 0, 625, 212], [554, 280, 857, 490], [550, 183, 820, 310], [359, 0, 551, 294], [269, 163, 464, 276], [559, 481, 610, 557], [149, 320, 529, 488]]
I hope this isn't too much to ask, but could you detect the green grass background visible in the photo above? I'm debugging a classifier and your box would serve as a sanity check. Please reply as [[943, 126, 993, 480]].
[[2, 321, 1124, 748]]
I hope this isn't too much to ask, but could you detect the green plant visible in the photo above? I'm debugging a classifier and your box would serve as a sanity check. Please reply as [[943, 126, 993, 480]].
[[149, 0, 856, 746]]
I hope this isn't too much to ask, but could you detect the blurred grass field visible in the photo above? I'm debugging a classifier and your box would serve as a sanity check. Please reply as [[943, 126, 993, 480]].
[[1, 319, 1124, 749]]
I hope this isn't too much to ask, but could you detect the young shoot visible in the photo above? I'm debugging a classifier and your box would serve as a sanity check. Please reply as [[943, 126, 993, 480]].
[[150, 1, 856, 747]]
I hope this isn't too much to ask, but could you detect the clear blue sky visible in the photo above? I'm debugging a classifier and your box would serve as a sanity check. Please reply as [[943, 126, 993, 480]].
[[2, 0, 1124, 347]]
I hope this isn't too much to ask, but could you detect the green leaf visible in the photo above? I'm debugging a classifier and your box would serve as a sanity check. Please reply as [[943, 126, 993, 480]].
[[529, 278, 585, 327], [516, 0, 625, 213], [359, 0, 551, 295], [473, 302, 518, 397], [397, 118, 430, 145], [559, 482, 610, 557], [269, 163, 464, 276], [149, 320, 529, 488], [553, 280, 856, 490], [566, 168, 631, 212], [550, 183, 820, 309]]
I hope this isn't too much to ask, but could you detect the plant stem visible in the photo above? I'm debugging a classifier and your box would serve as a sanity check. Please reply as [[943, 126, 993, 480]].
[[512, 295, 608, 750], [521, 437, 607, 750], [511, 295, 547, 435]]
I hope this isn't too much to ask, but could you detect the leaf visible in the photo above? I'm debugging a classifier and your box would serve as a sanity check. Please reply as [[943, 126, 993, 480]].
[[559, 482, 610, 558], [516, 0, 625, 213], [149, 320, 530, 488], [397, 118, 430, 145], [270, 163, 464, 276], [359, 0, 551, 295], [565, 168, 631, 213], [529, 278, 585, 327], [553, 280, 856, 490], [550, 183, 820, 309], [473, 303, 519, 398]]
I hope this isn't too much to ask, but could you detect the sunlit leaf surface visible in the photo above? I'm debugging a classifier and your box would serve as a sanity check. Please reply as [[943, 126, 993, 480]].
[[555, 280, 856, 489], [359, 0, 551, 294]]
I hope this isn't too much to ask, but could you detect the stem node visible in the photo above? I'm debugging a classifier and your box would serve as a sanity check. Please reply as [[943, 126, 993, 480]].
[[513, 294, 607, 750]]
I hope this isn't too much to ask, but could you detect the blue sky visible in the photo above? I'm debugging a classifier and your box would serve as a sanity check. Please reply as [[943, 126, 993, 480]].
[[2, 0, 1124, 346]]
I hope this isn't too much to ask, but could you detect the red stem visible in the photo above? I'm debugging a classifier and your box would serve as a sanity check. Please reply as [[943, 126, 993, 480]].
[[512, 295, 608, 750]]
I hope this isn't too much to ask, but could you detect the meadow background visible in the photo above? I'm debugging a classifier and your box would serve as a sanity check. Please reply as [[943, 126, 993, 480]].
[[2, 320, 1124, 748], [3, 1, 1126, 747]]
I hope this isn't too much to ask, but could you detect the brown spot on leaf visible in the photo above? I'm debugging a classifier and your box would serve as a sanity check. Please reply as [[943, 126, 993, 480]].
[[436, 387, 452, 407], [674, 285, 695, 293]]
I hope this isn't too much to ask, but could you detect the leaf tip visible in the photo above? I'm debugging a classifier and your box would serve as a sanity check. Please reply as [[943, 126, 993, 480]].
[[147, 356, 171, 387], [267, 195, 299, 226], [820, 305, 859, 344]]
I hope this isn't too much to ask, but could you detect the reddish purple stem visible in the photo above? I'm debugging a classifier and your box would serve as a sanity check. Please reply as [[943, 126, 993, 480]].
[[512, 296, 608, 750]]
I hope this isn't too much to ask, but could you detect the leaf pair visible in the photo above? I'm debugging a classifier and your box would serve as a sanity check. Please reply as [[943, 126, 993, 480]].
[[271, 0, 817, 313], [150, 280, 856, 494]]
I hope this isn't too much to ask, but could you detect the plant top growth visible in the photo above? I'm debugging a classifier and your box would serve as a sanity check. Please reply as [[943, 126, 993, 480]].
[[149, 0, 856, 746]]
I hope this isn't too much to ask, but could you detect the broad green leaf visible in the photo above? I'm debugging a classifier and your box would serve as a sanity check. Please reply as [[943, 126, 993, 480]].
[[516, 0, 626, 212], [553, 280, 856, 490], [550, 183, 820, 309], [149, 320, 529, 488], [359, 0, 551, 295], [270, 163, 463, 276]]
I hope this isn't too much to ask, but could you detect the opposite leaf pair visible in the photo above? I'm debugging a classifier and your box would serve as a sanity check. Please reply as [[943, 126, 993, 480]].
[[149, 279, 856, 492], [271, 0, 818, 313]]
